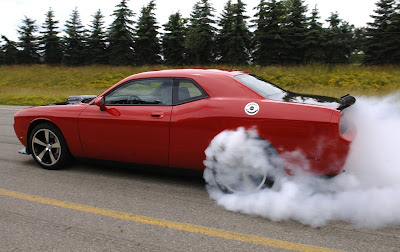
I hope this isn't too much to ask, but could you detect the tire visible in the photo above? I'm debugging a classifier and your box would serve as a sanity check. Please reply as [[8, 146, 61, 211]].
[[206, 133, 281, 194], [29, 123, 71, 170]]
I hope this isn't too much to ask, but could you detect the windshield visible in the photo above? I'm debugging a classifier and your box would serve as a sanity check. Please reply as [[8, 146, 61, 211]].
[[235, 74, 286, 98]]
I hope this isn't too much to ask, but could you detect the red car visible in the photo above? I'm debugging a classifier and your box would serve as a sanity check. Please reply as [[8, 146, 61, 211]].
[[14, 69, 356, 192]]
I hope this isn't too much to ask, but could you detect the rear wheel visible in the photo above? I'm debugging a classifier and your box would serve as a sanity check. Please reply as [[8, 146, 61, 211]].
[[205, 132, 280, 193], [213, 162, 273, 193], [29, 123, 71, 170]]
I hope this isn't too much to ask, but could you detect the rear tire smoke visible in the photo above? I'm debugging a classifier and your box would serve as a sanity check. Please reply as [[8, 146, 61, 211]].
[[203, 95, 400, 228], [203, 128, 280, 193]]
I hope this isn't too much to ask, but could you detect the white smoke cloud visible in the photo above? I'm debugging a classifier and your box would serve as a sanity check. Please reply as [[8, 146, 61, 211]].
[[203, 92, 400, 228]]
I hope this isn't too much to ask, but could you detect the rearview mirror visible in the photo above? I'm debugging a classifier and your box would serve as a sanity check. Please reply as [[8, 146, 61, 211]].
[[94, 96, 107, 111]]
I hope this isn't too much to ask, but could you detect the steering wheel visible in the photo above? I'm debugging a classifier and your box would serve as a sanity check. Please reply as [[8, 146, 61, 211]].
[[128, 95, 140, 104]]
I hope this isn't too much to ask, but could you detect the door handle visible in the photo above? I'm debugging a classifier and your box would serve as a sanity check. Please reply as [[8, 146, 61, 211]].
[[151, 112, 164, 118]]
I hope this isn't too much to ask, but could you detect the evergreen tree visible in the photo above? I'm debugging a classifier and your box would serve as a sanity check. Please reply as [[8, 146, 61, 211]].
[[162, 12, 186, 65], [252, 0, 286, 65], [352, 27, 367, 63], [17, 16, 40, 64], [217, 0, 251, 64], [108, 0, 135, 65], [1, 36, 19, 64], [0, 38, 4, 65], [185, 0, 216, 65], [63, 8, 87, 65], [217, 0, 234, 62], [231, 0, 251, 64], [303, 5, 325, 63], [364, 0, 399, 64], [282, 0, 308, 64], [324, 12, 354, 64], [134, 0, 160, 65], [386, 2, 400, 63], [40, 8, 62, 65], [252, 0, 268, 65], [87, 9, 108, 64]]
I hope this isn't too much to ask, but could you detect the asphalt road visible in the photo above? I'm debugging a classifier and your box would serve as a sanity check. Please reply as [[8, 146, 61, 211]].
[[0, 105, 399, 252]]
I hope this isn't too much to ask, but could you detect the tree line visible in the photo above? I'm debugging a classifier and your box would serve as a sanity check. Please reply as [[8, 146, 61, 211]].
[[0, 0, 399, 66]]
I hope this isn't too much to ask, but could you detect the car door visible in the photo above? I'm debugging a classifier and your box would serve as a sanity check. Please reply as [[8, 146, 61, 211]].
[[169, 78, 212, 170], [78, 78, 173, 166]]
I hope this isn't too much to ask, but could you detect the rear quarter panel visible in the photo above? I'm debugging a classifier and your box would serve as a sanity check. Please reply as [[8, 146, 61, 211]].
[[170, 97, 348, 175]]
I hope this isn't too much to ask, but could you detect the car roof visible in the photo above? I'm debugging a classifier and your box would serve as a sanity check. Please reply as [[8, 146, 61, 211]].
[[99, 69, 262, 100], [126, 69, 247, 79]]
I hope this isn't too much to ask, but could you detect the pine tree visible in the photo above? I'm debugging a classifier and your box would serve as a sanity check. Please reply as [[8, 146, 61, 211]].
[[108, 0, 135, 65], [0, 50, 4, 65], [87, 9, 108, 64], [0, 38, 4, 65], [134, 0, 160, 65], [252, 0, 268, 65], [17, 16, 40, 64], [162, 12, 186, 65], [364, 0, 399, 64], [386, 2, 400, 63], [352, 27, 367, 63], [1, 36, 19, 64], [217, 0, 234, 63], [252, 0, 286, 65], [40, 8, 62, 65], [283, 0, 308, 64], [63, 8, 87, 65], [185, 0, 216, 65], [303, 5, 325, 63], [217, 0, 251, 64], [324, 12, 354, 64], [231, 0, 251, 64]]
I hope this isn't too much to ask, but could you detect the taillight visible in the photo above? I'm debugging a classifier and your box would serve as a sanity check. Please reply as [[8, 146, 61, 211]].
[[339, 112, 349, 135], [339, 110, 356, 142]]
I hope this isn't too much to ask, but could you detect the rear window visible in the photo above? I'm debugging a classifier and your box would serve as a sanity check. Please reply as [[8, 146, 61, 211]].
[[173, 78, 208, 105], [235, 74, 285, 98]]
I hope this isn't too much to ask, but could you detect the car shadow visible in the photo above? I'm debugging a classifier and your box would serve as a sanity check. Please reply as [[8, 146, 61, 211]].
[[66, 158, 205, 190]]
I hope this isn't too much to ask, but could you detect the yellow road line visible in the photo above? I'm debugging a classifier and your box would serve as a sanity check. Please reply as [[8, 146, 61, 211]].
[[0, 188, 341, 252]]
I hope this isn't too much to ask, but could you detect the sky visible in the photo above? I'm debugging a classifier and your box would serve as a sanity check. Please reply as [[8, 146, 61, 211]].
[[0, 0, 378, 41]]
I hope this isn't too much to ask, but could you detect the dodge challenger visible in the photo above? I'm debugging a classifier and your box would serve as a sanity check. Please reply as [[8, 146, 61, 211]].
[[14, 69, 356, 192]]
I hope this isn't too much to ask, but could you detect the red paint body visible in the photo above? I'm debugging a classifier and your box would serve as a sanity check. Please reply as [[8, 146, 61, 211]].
[[14, 69, 355, 175]]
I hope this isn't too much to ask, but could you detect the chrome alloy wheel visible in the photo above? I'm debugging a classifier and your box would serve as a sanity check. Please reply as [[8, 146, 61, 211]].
[[31, 129, 62, 166]]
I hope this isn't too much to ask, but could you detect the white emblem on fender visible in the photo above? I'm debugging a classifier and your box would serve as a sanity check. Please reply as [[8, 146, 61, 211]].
[[244, 102, 259, 115]]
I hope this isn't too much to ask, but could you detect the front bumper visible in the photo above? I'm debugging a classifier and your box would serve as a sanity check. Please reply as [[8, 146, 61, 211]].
[[18, 148, 30, 155]]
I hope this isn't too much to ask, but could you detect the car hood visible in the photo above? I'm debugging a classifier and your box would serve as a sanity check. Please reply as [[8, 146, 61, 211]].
[[269, 92, 356, 110], [45, 95, 97, 106]]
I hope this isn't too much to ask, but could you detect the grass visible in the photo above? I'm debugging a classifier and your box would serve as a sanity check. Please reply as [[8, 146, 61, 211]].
[[0, 64, 399, 106]]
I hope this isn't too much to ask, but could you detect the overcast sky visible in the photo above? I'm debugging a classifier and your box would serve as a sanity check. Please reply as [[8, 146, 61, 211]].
[[1, 0, 378, 41]]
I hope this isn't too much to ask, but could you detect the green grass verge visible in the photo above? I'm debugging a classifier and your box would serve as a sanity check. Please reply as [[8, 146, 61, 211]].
[[0, 64, 399, 106]]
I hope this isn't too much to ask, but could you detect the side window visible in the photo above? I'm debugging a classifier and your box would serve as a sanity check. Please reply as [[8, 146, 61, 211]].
[[174, 79, 208, 104], [105, 78, 173, 106]]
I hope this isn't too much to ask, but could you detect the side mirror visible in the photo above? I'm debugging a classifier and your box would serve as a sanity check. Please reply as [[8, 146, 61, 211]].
[[94, 96, 107, 111]]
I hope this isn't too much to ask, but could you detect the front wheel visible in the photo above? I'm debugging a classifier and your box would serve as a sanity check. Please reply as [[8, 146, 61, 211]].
[[29, 123, 71, 170]]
